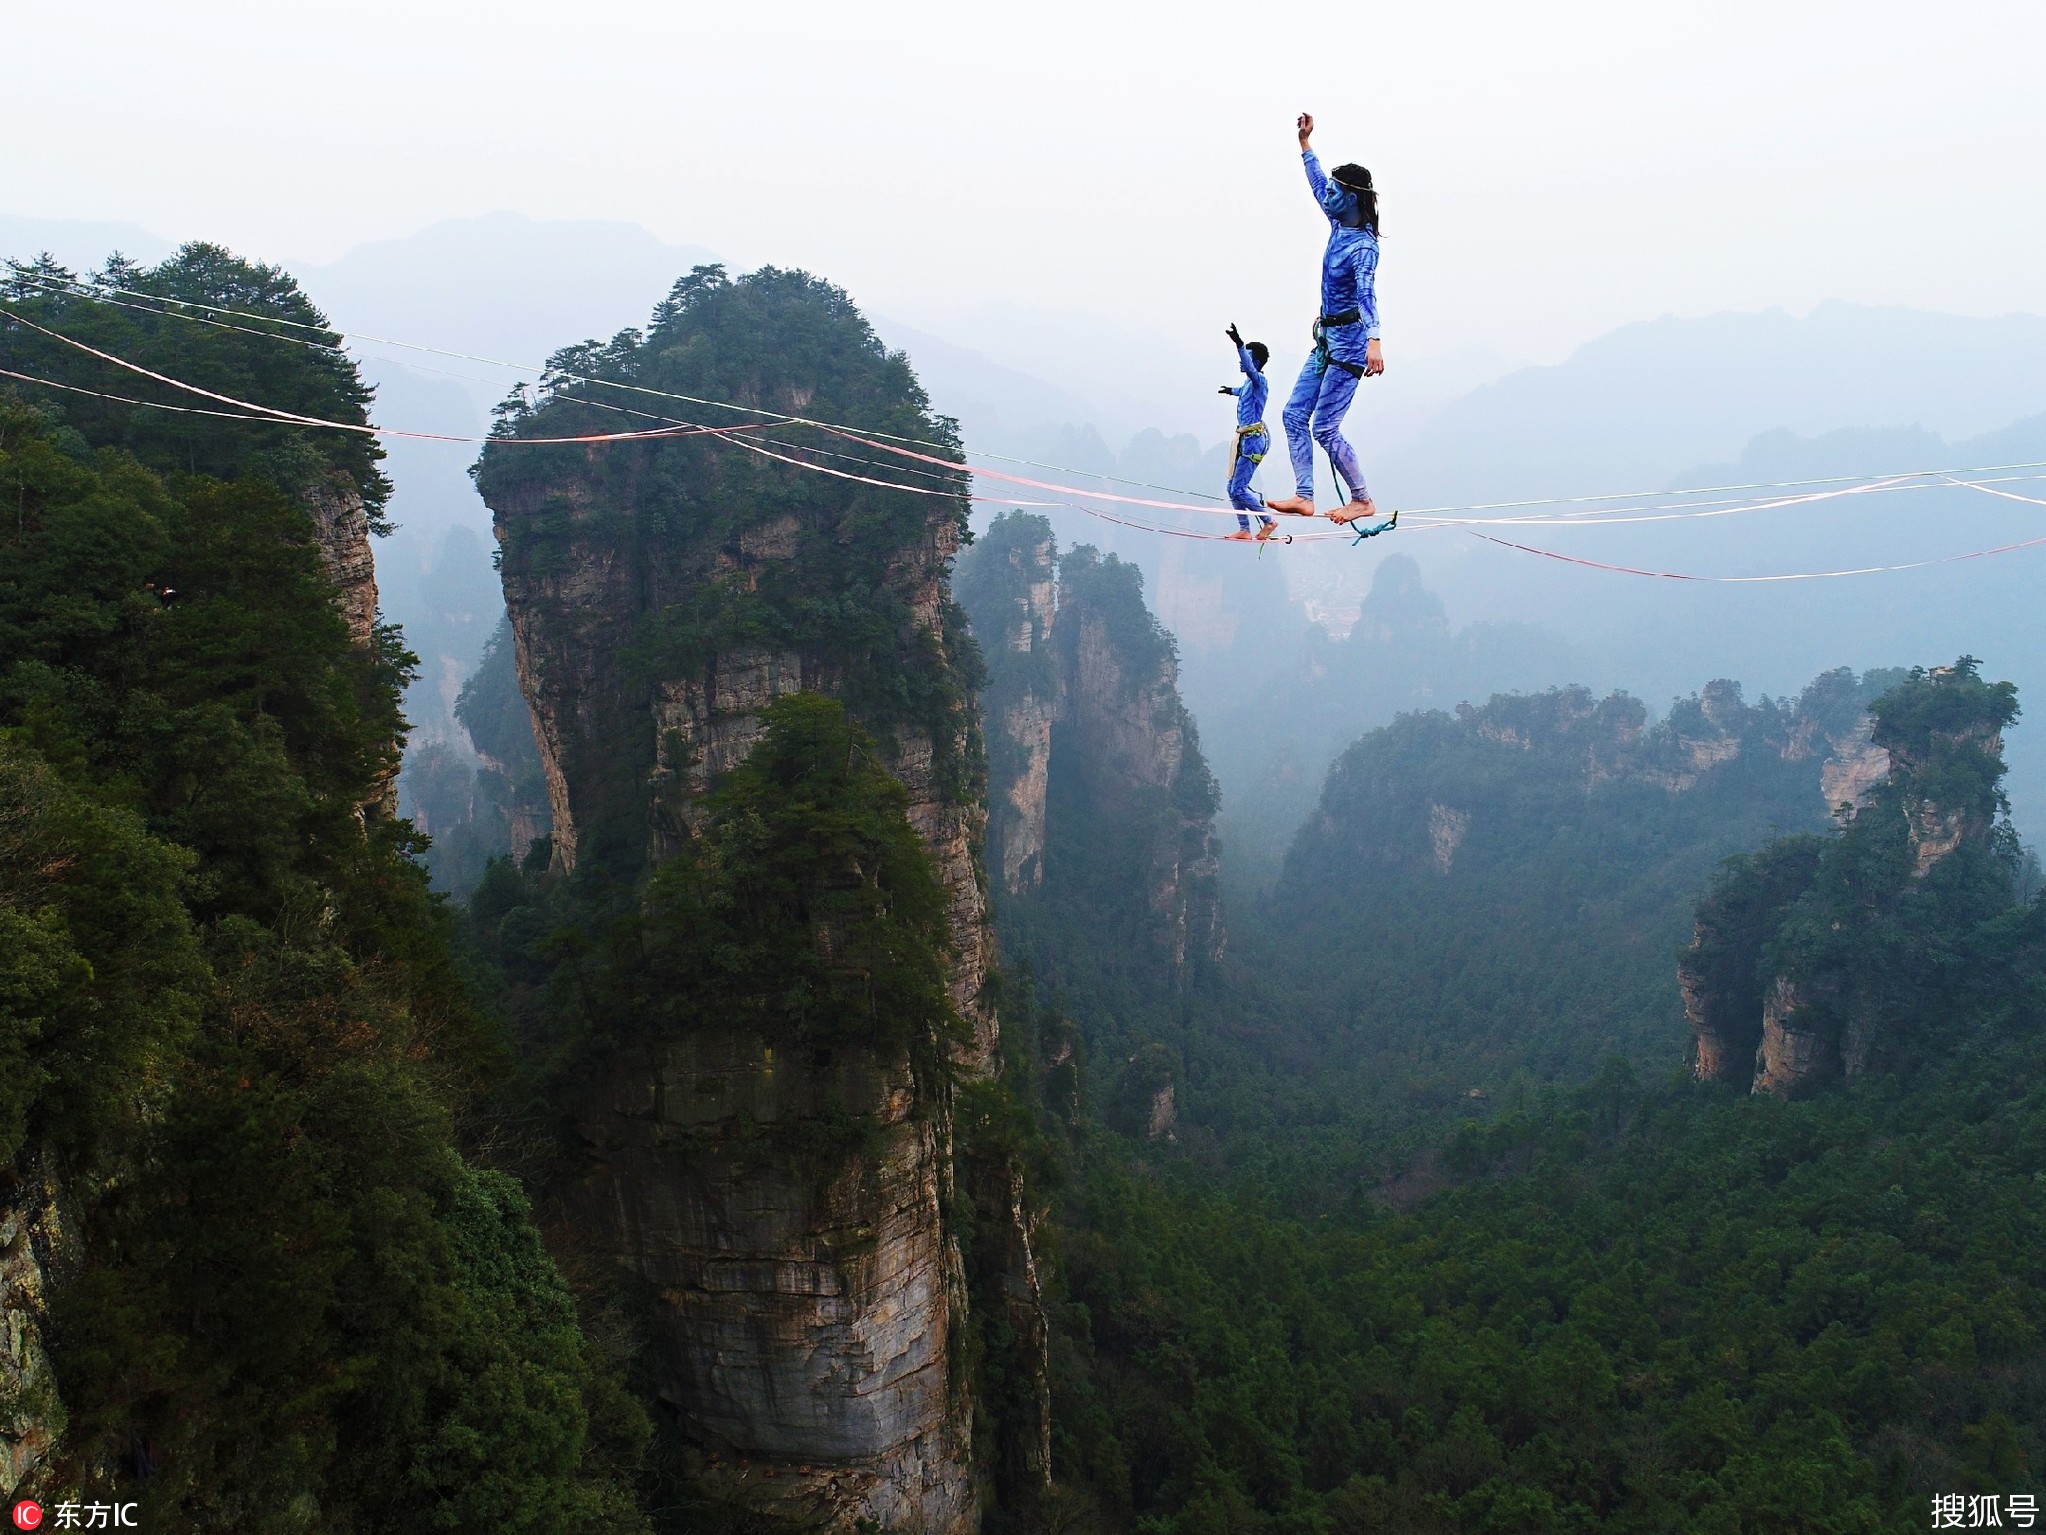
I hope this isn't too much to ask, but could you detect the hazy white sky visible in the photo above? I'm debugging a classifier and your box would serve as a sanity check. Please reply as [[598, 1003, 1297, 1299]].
[[7, 0, 2045, 371]]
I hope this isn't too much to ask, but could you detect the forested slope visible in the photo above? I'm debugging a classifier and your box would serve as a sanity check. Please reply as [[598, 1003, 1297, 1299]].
[[0, 251, 644, 1529], [1206, 666, 1903, 1184], [1028, 664, 2046, 1534]]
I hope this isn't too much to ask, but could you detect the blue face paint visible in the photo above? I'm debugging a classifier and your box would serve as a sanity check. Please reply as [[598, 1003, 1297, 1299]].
[[1320, 181, 1358, 221]]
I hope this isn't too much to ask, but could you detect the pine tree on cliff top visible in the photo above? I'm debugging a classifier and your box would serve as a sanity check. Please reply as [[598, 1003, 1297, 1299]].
[[1, 245, 391, 526]]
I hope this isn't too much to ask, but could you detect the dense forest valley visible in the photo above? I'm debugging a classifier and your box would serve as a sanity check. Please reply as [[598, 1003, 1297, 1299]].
[[6, 248, 2046, 1535]]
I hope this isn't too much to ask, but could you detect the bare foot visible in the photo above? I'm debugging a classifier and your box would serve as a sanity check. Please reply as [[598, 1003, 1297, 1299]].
[[1225, 528, 1257, 541], [1265, 495, 1316, 517], [1328, 497, 1379, 525], [1255, 522, 1281, 542]]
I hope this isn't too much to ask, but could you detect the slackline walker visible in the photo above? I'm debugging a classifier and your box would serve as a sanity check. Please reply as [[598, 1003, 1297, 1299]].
[[1263, 111, 1391, 535], [1217, 323, 1277, 542]]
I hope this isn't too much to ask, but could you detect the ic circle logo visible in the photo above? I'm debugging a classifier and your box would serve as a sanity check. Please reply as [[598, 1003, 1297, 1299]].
[[11, 1502, 44, 1532]]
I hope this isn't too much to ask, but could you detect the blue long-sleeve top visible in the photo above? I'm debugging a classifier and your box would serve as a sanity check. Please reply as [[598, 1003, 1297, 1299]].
[[1231, 342, 1268, 428], [1304, 150, 1380, 340]]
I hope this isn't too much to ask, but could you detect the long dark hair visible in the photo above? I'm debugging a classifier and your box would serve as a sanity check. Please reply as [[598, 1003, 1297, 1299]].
[[1331, 163, 1380, 233]]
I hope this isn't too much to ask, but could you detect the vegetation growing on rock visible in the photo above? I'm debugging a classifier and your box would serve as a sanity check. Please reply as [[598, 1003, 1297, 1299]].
[[0, 351, 644, 1526]]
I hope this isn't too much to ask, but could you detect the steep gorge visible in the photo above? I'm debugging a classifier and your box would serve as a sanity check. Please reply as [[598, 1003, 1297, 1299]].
[[953, 516, 1225, 1144]]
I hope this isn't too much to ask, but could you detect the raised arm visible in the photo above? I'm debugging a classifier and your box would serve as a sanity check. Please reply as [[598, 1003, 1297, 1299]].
[[1226, 322, 1257, 378], [1299, 111, 1329, 203]]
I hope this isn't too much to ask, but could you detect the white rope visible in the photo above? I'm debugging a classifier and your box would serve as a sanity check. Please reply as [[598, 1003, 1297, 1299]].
[[10, 276, 2046, 569]]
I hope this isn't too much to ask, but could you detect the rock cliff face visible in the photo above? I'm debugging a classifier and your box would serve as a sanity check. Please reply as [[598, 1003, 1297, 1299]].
[[1750, 977, 1841, 1095], [304, 474, 381, 653], [561, 1032, 972, 1531], [0, 1168, 67, 1500], [1680, 662, 2019, 1097], [955, 525, 1056, 897], [1681, 836, 1828, 1086], [447, 617, 555, 868], [1427, 802, 1470, 874], [1052, 547, 1223, 971], [303, 472, 395, 812], [956, 516, 1224, 977], [476, 268, 1045, 1530], [1891, 713, 2006, 880], [1680, 955, 1752, 1084], [1810, 716, 1890, 816]]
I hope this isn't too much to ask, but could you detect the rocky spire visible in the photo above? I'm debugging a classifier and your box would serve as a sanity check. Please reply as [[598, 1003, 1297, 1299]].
[[953, 514, 1057, 896], [476, 267, 1045, 1532], [1676, 661, 2021, 1097], [957, 519, 1226, 976]]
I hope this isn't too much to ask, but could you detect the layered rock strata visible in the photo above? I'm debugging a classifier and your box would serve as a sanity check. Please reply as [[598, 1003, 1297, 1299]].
[[492, 528, 993, 1528], [303, 473, 395, 811], [643, 642, 993, 1067], [977, 530, 1056, 896], [958, 1154, 1054, 1500], [1751, 977, 1841, 1095], [1812, 716, 1890, 816], [561, 1032, 971, 1531], [1681, 836, 1827, 1086], [1680, 945, 1761, 1085]]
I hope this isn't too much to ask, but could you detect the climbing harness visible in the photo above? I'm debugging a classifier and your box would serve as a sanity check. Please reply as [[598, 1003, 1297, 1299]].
[[1307, 312, 1370, 380]]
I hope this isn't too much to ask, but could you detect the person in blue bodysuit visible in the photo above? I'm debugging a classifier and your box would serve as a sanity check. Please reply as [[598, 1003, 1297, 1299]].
[[1218, 323, 1275, 541], [1265, 112, 1386, 526]]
